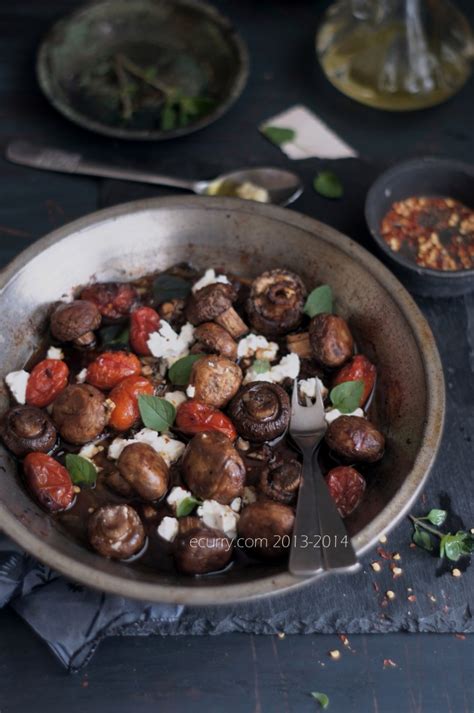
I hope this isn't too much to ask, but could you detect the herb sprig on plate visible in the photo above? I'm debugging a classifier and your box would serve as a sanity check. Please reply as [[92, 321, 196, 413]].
[[410, 508, 474, 562]]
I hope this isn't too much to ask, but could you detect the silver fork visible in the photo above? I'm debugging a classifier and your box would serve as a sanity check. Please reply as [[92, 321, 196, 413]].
[[288, 379, 359, 577]]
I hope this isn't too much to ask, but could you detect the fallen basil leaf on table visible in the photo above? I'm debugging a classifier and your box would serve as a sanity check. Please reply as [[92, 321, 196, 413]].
[[311, 692, 329, 709], [313, 171, 343, 199], [329, 380, 364, 413], [412, 526, 433, 551], [252, 358, 271, 374], [138, 395, 176, 432], [304, 284, 333, 317], [440, 531, 474, 561], [261, 125, 296, 145], [168, 354, 203, 385], [65, 454, 97, 487], [153, 273, 191, 303], [176, 496, 202, 518], [425, 508, 447, 526]]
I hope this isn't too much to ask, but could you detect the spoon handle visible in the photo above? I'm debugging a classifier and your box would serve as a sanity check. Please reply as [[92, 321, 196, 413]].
[[6, 140, 196, 191]]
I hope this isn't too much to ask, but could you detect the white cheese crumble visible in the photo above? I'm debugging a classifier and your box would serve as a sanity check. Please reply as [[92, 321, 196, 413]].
[[147, 320, 195, 367], [192, 268, 230, 293], [299, 377, 328, 401], [167, 486, 193, 511], [197, 499, 239, 538], [186, 384, 196, 398], [164, 391, 187, 409], [230, 497, 242, 512], [243, 353, 300, 384], [237, 333, 279, 361], [157, 516, 179, 543], [5, 370, 29, 404], [78, 442, 103, 463], [325, 407, 365, 425], [243, 486, 258, 505], [76, 368, 88, 384], [108, 428, 185, 465], [46, 346, 64, 360]]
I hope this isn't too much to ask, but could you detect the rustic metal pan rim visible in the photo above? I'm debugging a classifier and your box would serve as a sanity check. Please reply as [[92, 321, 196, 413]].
[[0, 196, 445, 605]]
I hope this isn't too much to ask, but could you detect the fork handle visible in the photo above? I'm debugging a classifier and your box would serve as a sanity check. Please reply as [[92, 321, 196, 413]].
[[289, 452, 324, 576]]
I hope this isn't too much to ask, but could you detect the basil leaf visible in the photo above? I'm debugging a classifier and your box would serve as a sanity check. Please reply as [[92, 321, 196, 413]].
[[329, 380, 364, 414], [252, 359, 271, 374], [426, 509, 447, 526], [313, 171, 343, 199], [176, 496, 201, 518], [65, 454, 97, 487], [412, 526, 433, 552], [261, 125, 296, 146], [153, 273, 191, 304], [304, 285, 333, 317], [168, 354, 203, 385], [138, 395, 175, 432], [311, 692, 329, 709], [441, 532, 474, 561], [99, 324, 130, 349]]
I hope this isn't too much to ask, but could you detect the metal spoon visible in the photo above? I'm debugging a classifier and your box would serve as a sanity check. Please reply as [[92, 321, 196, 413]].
[[6, 140, 303, 207]]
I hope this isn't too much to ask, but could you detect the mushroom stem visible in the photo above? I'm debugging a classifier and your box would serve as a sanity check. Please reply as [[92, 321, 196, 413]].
[[286, 332, 311, 358], [215, 307, 248, 339], [74, 330, 96, 348]]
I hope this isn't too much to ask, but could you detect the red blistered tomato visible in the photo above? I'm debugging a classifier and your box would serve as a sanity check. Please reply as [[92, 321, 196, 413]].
[[176, 400, 237, 442], [23, 452, 74, 512], [325, 466, 366, 518], [25, 359, 69, 408], [130, 306, 160, 356], [108, 375, 154, 431], [86, 351, 141, 391], [332, 355, 376, 407], [80, 282, 137, 320]]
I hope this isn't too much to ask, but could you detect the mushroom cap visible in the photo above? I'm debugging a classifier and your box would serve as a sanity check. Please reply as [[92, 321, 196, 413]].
[[228, 382, 290, 443], [1, 405, 57, 457], [173, 526, 233, 575], [309, 313, 353, 369], [117, 442, 169, 501], [52, 383, 108, 445], [325, 416, 385, 463], [237, 500, 295, 559], [88, 504, 145, 559], [246, 270, 307, 337], [186, 283, 237, 325], [193, 322, 237, 360], [50, 300, 101, 342], [258, 456, 301, 504], [190, 355, 242, 408]]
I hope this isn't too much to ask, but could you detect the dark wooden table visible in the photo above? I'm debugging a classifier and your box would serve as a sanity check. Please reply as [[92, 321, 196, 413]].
[[0, 1, 473, 711]]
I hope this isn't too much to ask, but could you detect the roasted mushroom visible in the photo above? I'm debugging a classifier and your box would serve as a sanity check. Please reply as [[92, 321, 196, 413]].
[[80, 281, 137, 321], [237, 500, 295, 559], [309, 314, 353, 369], [246, 270, 307, 337], [186, 283, 248, 338], [173, 526, 232, 575], [88, 504, 145, 559], [189, 356, 242, 408], [259, 456, 301, 504], [325, 416, 385, 463], [50, 300, 101, 348], [117, 442, 169, 501], [52, 383, 108, 445], [1, 405, 57, 457], [193, 322, 238, 360], [181, 431, 246, 504], [228, 382, 290, 443]]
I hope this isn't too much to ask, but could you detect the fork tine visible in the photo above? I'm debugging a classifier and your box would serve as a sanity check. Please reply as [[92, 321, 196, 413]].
[[291, 378, 300, 418]]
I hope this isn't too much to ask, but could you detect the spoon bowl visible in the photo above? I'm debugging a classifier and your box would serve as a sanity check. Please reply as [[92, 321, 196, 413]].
[[195, 167, 303, 206]]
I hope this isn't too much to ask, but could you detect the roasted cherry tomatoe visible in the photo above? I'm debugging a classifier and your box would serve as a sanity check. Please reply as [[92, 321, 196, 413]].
[[23, 452, 74, 512], [80, 282, 137, 320], [25, 359, 69, 408], [176, 400, 237, 441], [325, 465, 366, 518], [130, 307, 160, 356], [332, 355, 376, 407], [108, 375, 154, 431], [86, 351, 141, 390]]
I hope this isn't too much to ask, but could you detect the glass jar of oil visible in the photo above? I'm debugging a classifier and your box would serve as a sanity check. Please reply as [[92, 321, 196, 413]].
[[316, 0, 472, 110]]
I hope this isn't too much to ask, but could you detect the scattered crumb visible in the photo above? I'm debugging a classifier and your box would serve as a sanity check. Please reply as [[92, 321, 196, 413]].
[[452, 568, 462, 578], [371, 562, 382, 572], [428, 594, 437, 602], [391, 565, 403, 578], [383, 658, 397, 668], [393, 553, 401, 561], [386, 590, 396, 600], [379, 534, 387, 544], [329, 649, 341, 660], [277, 632, 285, 640], [407, 587, 413, 592]]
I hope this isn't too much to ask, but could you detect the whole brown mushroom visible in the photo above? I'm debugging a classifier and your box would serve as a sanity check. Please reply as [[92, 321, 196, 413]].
[[1, 405, 57, 457], [117, 442, 169, 501], [228, 382, 290, 443], [309, 313, 353, 369], [259, 456, 301, 504], [88, 504, 145, 559], [182, 431, 246, 504], [52, 383, 108, 445], [237, 500, 295, 559], [325, 416, 385, 463], [193, 322, 237, 360], [173, 526, 233, 575], [246, 270, 307, 337], [50, 300, 101, 348], [186, 283, 248, 338], [189, 355, 242, 408]]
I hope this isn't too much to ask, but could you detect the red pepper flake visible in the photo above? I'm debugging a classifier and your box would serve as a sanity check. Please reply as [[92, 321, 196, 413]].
[[373, 581, 380, 593], [383, 658, 397, 669], [407, 594, 417, 603], [338, 634, 350, 647], [455, 633, 466, 640], [377, 546, 393, 560]]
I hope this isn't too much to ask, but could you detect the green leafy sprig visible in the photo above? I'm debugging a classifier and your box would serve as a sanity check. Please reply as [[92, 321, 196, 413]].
[[410, 509, 474, 562]]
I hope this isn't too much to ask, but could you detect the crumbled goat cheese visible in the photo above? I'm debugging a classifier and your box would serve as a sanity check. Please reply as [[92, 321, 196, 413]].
[[236, 437, 250, 451], [157, 517, 179, 543], [192, 269, 230, 293], [147, 320, 195, 366], [108, 428, 185, 465], [167, 486, 193, 511], [244, 353, 300, 384], [197, 500, 239, 538], [46, 346, 64, 360], [78, 442, 103, 463], [230, 498, 242, 512], [299, 377, 328, 401], [243, 486, 258, 505], [164, 391, 187, 409], [76, 368, 88, 383], [5, 370, 29, 404], [325, 407, 364, 425], [237, 333, 279, 361], [186, 384, 196, 398]]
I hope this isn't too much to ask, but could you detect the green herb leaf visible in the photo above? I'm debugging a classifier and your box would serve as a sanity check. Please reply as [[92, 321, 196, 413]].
[[176, 496, 202, 518], [161, 100, 177, 131], [99, 324, 130, 349], [311, 692, 329, 709], [168, 354, 203, 386], [304, 284, 333, 317], [252, 359, 271, 374], [261, 125, 296, 146], [138, 395, 175, 432], [313, 171, 343, 199], [440, 532, 474, 562], [412, 525, 433, 552], [65, 454, 97, 487], [329, 380, 364, 414], [426, 509, 447, 526], [153, 273, 191, 304]]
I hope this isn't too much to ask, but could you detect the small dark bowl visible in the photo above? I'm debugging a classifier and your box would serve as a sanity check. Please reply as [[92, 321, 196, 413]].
[[365, 157, 474, 297], [36, 0, 249, 141]]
